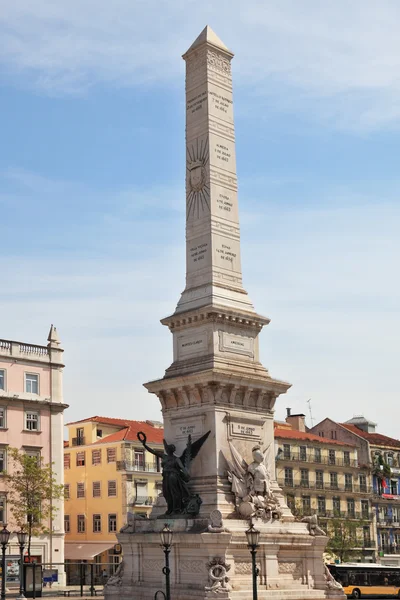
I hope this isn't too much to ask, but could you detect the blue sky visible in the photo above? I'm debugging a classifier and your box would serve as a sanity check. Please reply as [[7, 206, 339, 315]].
[[1, 1, 399, 436]]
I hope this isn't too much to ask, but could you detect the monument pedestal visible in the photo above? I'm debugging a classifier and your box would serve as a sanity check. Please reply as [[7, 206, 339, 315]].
[[106, 518, 343, 600], [105, 25, 345, 600]]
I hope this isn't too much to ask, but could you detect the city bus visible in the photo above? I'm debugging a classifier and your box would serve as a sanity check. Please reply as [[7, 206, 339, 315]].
[[327, 563, 400, 598]]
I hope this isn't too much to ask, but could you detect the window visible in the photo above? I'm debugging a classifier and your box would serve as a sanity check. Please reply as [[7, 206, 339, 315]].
[[387, 453, 394, 467], [361, 500, 369, 519], [347, 498, 355, 518], [317, 496, 326, 515], [108, 480, 117, 497], [283, 444, 291, 460], [286, 494, 295, 512], [299, 446, 307, 461], [64, 515, 70, 533], [75, 428, 85, 446], [284, 467, 293, 487], [92, 450, 101, 465], [77, 515, 85, 533], [0, 371, 4, 391], [108, 514, 117, 533], [316, 470, 324, 490], [64, 453, 71, 469], [318, 431, 324, 438], [300, 469, 309, 488], [363, 526, 371, 547], [25, 412, 39, 431], [77, 482, 85, 498], [93, 514, 101, 533], [328, 449, 336, 465], [0, 407, 5, 429], [0, 497, 6, 522], [96, 429, 102, 438], [359, 474, 367, 493], [343, 451, 350, 466], [135, 482, 148, 504], [107, 448, 116, 463], [330, 472, 338, 489], [64, 484, 70, 499], [0, 449, 6, 473], [93, 481, 101, 498], [345, 473, 353, 491], [302, 496, 311, 515], [391, 480, 398, 495], [333, 497, 341, 515], [134, 450, 144, 469], [76, 452, 85, 467], [331, 431, 337, 440], [25, 373, 39, 394], [314, 448, 321, 463]]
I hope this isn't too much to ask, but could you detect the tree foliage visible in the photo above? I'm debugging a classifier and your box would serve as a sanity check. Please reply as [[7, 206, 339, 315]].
[[325, 515, 367, 563], [5, 448, 64, 557]]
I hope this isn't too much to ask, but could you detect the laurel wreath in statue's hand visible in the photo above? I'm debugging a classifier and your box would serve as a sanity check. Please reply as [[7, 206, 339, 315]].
[[137, 431, 147, 444]]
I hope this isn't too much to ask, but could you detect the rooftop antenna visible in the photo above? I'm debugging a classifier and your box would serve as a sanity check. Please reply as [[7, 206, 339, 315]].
[[307, 398, 314, 427]]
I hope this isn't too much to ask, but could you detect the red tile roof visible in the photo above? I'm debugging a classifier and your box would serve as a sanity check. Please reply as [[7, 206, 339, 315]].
[[341, 424, 400, 449], [274, 428, 355, 447], [97, 422, 164, 445]]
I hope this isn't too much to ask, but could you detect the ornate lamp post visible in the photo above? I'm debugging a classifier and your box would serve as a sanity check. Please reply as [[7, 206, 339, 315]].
[[155, 524, 173, 600], [245, 522, 260, 600], [16, 531, 27, 599], [0, 525, 11, 600]]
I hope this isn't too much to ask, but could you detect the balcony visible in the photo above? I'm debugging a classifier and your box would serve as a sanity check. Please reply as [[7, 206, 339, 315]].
[[116, 461, 160, 473], [278, 478, 372, 494], [131, 496, 155, 506], [378, 545, 400, 555], [377, 519, 400, 528], [277, 452, 358, 468], [72, 437, 85, 446]]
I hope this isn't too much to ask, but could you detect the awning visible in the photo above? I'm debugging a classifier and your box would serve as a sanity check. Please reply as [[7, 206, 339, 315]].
[[65, 543, 115, 560]]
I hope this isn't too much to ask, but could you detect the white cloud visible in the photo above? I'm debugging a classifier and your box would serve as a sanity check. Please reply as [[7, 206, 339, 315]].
[[2, 1, 400, 127]]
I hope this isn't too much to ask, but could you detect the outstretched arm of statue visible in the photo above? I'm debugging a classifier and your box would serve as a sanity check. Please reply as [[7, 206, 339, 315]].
[[137, 431, 164, 458]]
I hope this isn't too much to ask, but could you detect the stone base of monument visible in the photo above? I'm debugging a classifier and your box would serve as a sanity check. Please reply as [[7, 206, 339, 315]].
[[105, 517, 345, 600]]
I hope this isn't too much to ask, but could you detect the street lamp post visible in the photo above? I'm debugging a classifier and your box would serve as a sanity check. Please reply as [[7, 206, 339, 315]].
[[245, 522, 260, 600], [0, 525, 11, 600], [154, 524, 173, 600], [16, 531, 27, 599]]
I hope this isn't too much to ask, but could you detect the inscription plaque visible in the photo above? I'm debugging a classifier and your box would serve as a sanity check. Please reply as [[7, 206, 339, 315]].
[[178, 331, 207, 359], [219, 332, 254, 358]]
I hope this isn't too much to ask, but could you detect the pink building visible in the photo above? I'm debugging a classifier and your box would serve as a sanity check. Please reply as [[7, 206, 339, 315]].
[[0, 326, 67, 580]]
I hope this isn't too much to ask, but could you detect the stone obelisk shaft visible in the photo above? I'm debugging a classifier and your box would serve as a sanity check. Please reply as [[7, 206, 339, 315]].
[[176, 26, 255, 315]]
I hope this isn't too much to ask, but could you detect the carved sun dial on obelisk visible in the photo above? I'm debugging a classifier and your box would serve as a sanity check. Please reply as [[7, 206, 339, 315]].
[[186, 137, 210, 220]]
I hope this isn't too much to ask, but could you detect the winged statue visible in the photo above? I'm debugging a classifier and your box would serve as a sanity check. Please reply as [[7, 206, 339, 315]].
[[137, 430, 210, 516], [225, 441, 281, 520]]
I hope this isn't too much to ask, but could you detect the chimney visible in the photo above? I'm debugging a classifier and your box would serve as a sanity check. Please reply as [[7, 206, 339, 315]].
[[285, 410, 306, 432]]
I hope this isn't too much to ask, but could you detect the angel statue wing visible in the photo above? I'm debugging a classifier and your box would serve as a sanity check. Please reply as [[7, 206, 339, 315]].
[[262, 442, 273, 477], [225, 441, 249, 500], [180, 430, 211, 471]]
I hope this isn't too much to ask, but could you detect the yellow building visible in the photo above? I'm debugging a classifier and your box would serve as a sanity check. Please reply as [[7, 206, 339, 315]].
[[63, 416, 163, 578], [274, 411, 375, 562]]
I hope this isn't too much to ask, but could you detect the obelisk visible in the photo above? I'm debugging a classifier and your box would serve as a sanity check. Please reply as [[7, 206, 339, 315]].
[[177, 26, 254, 315], [145, 26, 291, 517]]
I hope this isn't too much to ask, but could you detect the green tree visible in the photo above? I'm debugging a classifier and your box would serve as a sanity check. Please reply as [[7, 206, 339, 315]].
[[5, 448, 64, 557], [326, 516, 367, 563]]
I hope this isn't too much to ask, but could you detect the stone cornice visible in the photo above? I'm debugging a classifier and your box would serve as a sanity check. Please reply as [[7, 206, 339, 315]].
[[161, 304, 270, 331]]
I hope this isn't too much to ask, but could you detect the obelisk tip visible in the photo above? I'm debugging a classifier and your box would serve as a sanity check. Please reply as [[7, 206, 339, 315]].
[[183, 25, 232, 57]]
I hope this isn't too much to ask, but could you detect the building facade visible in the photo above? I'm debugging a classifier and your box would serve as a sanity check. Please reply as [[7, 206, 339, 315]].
[[64, 416, 163, 574], [0, 326, 66, 580], [275, 411, 375, 561], [311, 416, 400, 565]]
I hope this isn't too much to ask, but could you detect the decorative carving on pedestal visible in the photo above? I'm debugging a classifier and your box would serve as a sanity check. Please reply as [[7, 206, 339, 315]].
[[225, 441, 282, 521], [278, 561, 303, 579], [104, 561, 124, 587], [205, 558, 231, 594], [301, 514, 326, 536], [137, 430, 210, 516], [208, 509, 227, 532], [324, 565, 343, 591]]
